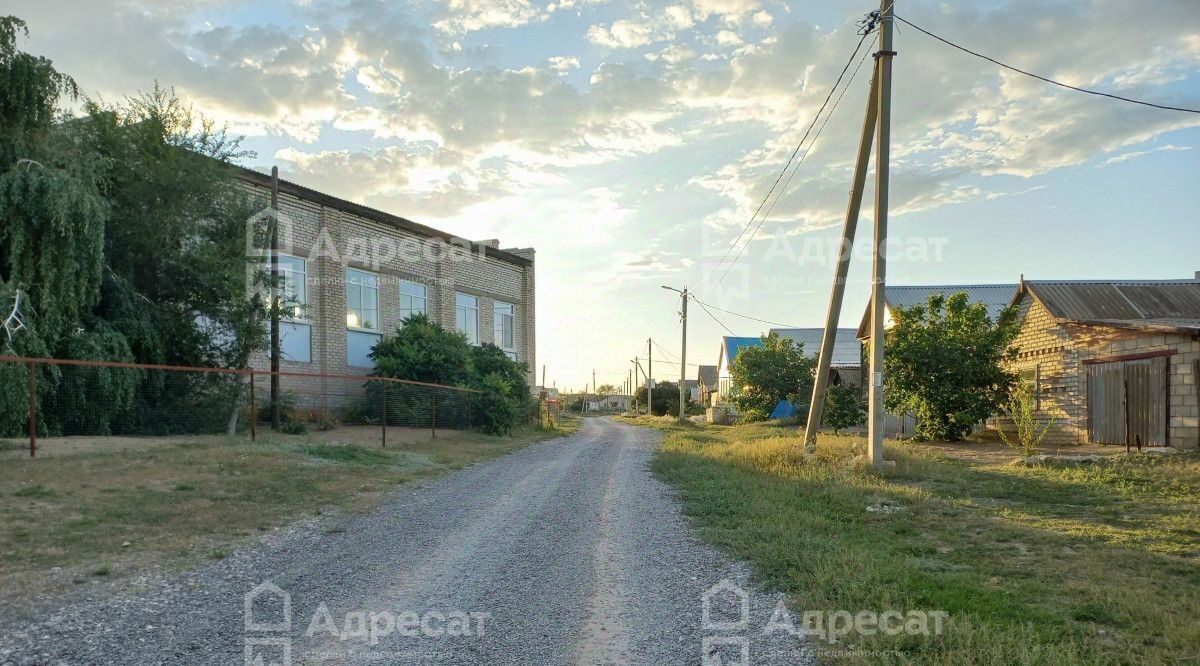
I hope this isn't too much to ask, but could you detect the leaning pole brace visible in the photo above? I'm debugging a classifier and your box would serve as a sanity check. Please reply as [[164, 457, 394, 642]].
[[803, 49, 881, 453]]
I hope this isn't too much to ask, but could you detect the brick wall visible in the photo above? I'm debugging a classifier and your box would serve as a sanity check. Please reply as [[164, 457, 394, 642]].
[[244, 177, 536, 399], [1007, 294, 1200, 449]]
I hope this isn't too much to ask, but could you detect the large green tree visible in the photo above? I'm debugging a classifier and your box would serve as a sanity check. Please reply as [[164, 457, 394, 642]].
[[729, 332, 815, 421], [0, 17, 268, 436], [882, 292, 1020, 441]]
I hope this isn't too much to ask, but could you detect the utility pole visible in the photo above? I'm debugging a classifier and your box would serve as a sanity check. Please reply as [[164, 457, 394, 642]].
[[632, 358, 644, 415], [867, 0, 895, 468], [542, 364, 546, 390], [593, 369, 597, 399], [804, 44, 882, 453], [269, 166, 281, 431], [647, 341, 654, 416], [661, 285, 689, 420]]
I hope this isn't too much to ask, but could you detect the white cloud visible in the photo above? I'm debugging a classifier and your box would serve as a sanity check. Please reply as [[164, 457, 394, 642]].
[[715, 29, 742, 47], [586, 19, 655, 49], [433, 0, 547, 34], [1102, 144, 1191, 166], [548, 55, 581, 73]]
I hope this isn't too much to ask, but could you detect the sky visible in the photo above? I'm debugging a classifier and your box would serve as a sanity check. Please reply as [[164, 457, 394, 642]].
[[11, 0, 1200, 391]]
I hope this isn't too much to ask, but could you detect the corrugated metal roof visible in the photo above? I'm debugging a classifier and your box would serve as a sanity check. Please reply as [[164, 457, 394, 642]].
[[858, 283, 1019, 338], [885, 284, 1018, 320], [1021, 280, 1200, 332], [769, 328, 861, 367]]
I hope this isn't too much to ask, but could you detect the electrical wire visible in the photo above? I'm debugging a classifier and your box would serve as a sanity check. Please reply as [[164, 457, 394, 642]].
[[692, 297, 737, 336], [687, 294, 803, 329], [709, 23, 877, 287], [719, 32, 878, 284], [895, 14, 1200, 115]]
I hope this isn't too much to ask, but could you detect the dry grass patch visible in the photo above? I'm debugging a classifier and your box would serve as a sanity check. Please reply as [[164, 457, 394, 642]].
[[0, 417, 578, 606]]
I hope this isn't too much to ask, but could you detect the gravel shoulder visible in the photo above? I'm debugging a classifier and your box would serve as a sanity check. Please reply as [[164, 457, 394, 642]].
[[1, 417, 809, 665]]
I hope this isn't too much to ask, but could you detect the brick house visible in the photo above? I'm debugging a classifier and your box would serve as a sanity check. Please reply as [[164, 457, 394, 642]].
[[1006, 278, 1200, 449], [239, 167, 536, 395]]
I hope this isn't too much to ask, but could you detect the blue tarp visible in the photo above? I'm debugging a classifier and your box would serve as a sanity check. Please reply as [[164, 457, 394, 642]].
[[769, 399, 797, 420]]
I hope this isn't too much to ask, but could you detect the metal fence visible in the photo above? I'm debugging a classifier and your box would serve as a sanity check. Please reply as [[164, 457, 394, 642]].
[[0, 355, 482, 457]]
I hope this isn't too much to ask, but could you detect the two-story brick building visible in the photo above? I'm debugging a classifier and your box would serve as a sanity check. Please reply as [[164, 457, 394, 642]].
[[240, 167, 536, 395]]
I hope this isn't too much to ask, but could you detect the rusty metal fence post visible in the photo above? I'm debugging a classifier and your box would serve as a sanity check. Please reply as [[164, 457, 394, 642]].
[[27, 361, 36, 458]]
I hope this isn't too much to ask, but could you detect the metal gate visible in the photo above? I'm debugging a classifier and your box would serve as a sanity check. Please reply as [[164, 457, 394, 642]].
[[1086, 356, 1168, 446]]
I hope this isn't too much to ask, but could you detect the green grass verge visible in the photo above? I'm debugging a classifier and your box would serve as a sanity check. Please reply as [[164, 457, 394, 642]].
[[632, 416, 1200, 665]]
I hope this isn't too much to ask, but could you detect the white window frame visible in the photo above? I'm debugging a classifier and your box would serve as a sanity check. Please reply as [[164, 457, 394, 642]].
[[455, 292, 479, 345], [494, 300, 516, 359], [346, 268, 380, 332], [399, 280, 428, 324], [266, 253, 307, 320]]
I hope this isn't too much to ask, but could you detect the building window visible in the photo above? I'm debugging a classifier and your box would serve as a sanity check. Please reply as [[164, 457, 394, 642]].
[[1019, 364, 1040, 411], [346, 268, 379, 331], [274, 254, 307, 319], [494, 301, 516, 359], [456, 292, 479, 345], [265, 254, 310, 363], [399, 280, 427, 324]]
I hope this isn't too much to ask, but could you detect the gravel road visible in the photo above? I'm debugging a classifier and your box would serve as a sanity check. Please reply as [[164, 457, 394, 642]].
[[1, 417, 811, 665]]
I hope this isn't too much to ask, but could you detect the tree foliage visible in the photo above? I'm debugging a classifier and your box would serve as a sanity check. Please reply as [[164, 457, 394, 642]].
[[0, 19, 267, 436], [629, 380, 683, 416], [882, 292, 1020, 441], [823, 382, 865, 434], [370, 313, 475, 386], [729, 332, 815, 420], [370, 314, 531, 434]]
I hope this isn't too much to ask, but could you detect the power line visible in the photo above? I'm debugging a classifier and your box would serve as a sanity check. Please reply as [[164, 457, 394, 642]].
[[710, 23, 877, 287], [687, 294, 803, 329], [895, 14, 1200, 115], [719, 32, 878, 285], [692, 297, 736, 336]]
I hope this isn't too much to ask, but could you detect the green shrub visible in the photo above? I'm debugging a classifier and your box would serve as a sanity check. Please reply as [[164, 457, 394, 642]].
[[279, 420, 307, 435], [473, 373, 518, 436], [823, 383, 865, 434]]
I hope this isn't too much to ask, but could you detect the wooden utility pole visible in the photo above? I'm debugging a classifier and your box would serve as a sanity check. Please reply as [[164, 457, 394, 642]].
[[867, 0, 895, 468], [803, 54, 881, 453], [269, 166, 281, 431]]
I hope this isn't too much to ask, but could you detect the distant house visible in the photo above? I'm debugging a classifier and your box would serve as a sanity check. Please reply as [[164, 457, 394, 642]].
[[716, 336, 767, 401], [714, 328, 862, 402], [856, 283, 1019, 435], [679, 379, 701, 403], [697, 365, 718, 405], [589, 394, 630, 412], [772, 328, 862, 388], [1004, 277, 1200, 449]]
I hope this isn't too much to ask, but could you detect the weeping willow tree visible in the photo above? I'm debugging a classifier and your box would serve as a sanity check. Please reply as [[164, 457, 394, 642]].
[[0, 16, 107, 348], [0, 16, 268, 437], [0, 16, 111, 435]]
